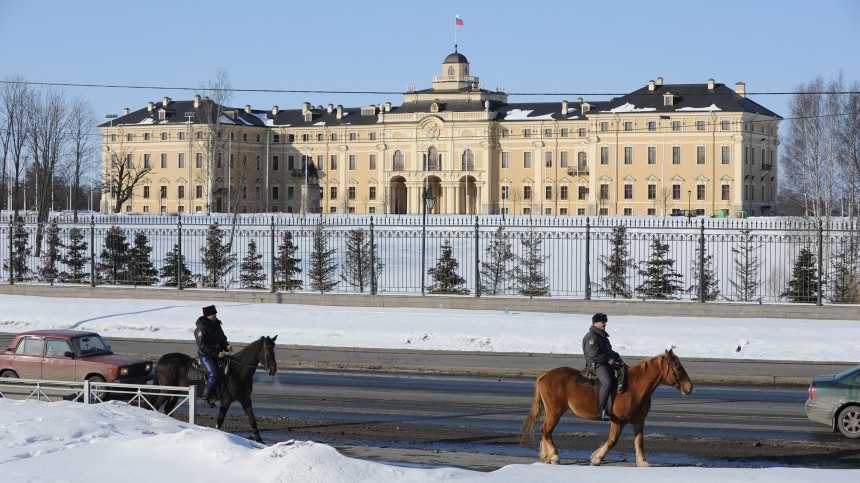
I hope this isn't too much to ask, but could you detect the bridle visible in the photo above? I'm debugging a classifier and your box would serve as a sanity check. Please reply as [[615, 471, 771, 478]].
[[664, 356, 684, 390]]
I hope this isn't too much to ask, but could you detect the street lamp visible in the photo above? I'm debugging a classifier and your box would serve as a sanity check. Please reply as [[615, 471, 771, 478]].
[[420, 186, 436, 295], [687, 189, 692, 224], [105, 114, 118, 213], [184, 112, 194, 214]]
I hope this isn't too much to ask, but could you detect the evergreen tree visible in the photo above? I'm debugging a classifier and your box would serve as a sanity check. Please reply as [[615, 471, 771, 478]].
[[729, 229, 762, 301], [514, 230, 550, 297], [127, 231, 157, 286], [340, 228, 383, 292], [160, 244, 196, 287], [273, 231, 302, 291], [96, 226, 130, 284], [39, 219, 63, 285], [239, 239, 267, 289], [636, 239, 683, 299], [688, 243, 720, 301], [3, 216, 31, 282], [199, 222, 236, 288], [62, 227, 88, 283], [427, 239, 469, 294], [599, 224, 634, 298], [479, 227, 515, 295], [781, 246, 821, 303], [308, 218, 338, 293], [829, 237, 860, 304]]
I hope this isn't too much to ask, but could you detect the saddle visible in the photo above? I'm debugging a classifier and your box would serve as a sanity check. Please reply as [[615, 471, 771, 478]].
[[190, 355, 231, 383], [576, 361, 629, 394]]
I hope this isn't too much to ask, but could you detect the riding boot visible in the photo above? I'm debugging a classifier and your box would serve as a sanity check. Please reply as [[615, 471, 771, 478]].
[[201, 387, 215, 408], [598, 407, 612, 421]]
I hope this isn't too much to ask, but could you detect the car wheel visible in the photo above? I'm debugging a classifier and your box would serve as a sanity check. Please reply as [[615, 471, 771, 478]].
[[0, 370, 19, 378], [837, 405, 860, 439], [86, 375, 109, 402]]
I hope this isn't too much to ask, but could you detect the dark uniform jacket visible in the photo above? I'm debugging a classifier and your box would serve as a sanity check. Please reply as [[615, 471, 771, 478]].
[[582, 325, 619, 366], [195, 316, 229, 358]]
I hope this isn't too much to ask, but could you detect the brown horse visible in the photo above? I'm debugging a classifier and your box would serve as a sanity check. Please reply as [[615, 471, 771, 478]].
[[519, 348, 693, 467]]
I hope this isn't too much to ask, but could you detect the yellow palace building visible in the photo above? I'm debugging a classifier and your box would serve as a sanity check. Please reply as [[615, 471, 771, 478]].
[[99, 50, 780, 217]]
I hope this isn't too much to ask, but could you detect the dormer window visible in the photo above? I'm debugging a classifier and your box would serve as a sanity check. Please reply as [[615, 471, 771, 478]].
[[663, 93, 674, 106], [158, 111, 166, 121], [304, 111, 313, 122], [430, 102, 440, 113]]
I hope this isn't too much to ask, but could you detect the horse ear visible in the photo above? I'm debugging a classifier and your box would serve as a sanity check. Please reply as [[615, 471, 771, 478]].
[[271, 335, 278, 342]]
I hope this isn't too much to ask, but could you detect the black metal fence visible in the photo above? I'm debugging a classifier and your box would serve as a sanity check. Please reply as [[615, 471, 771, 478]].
[[2, 212, 858, 305]]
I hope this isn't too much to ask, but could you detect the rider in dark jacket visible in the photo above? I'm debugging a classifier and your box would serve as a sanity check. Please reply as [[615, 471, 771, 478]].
[[582, 312, 621, 421], [194, 305, 232, 407]]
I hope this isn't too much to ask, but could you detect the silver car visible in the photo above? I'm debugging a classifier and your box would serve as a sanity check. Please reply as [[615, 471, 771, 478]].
[[805, 364, 860, 438]]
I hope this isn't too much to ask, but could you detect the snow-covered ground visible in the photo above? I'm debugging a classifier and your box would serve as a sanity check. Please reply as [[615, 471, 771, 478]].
[[1, 293, 859, 481]]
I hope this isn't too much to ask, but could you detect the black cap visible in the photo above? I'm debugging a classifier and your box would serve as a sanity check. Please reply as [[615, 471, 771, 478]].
[[202, 305, 217, 316], [592, 312, 607, 323]]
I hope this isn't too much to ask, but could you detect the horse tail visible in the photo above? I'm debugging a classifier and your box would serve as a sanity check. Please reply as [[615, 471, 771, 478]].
[[519, 370, 548, 446]]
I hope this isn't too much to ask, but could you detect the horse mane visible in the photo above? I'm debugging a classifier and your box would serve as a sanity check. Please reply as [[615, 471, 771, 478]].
[[629, 350, 671, 373]]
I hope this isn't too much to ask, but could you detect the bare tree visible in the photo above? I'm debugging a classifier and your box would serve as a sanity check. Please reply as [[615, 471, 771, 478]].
[[66, 98, 98, 222], [102, 125, 153, 213], [28, 88, 69, 253], [1, 76, 32, 215], [195, 67, 233, 215]]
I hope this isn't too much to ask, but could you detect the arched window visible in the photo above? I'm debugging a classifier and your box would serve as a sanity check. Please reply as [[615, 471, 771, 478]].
[[392, 150, 404, 171], [426, 147, 440, 171], [578, 151, 587, 170], [447, 66, 454, 77], [461, 149, 474, 171]]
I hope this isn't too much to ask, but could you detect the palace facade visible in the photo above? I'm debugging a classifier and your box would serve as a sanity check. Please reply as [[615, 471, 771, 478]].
[[99, 51, 781, 217]]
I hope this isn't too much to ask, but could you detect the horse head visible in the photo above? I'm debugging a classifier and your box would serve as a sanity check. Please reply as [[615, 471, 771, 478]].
[[662, 348, 693, 395], [259, 335, 278, 376]]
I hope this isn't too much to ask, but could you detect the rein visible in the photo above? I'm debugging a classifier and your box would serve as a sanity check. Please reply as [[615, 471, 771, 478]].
[[225, 340, 272, 370]]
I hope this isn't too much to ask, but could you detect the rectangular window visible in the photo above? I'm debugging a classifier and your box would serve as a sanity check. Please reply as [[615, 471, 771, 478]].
[[560, 151, 568, 168], [216, 153, 222, 168], [348, 186, 356, 200], [501, 186, 509, 200], [126, 154, 133, 168], [369, 132, 377, 140], [624, 121, 633, 131], [288, 155, 295, 170], [369, 186, 377, 200], [196, 153, 203, 169], [697, 146, 706, 165], [647, 208, 656, 216], [523, 128, 532, 138], [545, 151, 552, 168], [178, 153, 185, 169], [560, 186, 568, 200], [672, 184, 681, 200], [600, 122, 610, 132], [647, 121, 656, 131], [195, 185, 202, 198], [523, 151, 531, 168], [178, 132, 185, 141], [578, 127, 587, 137], [697, 185, 705, 200], [647, 146, 656, 165], [600, 147, 609, 165], [672, 121, 681, 131], [256, 155, 261, 170], [578, 186, 588, 200], [330, 155, 338, 170], [160, 132, 167, 141], [721, 146, 730, 164], [544, 128, 552, 138], [273, 155, 279, 171], [287, 186, 294, 199], [648, 185, 656, 200], [501, 152, 509, 168], [143, 186, 150, 199], [348, 154, 356, 170], [349, 132, 357, 141], [316, 133, 323, 142], [721, 184, 730, 200], [160, 186, 167, 199], [178, 186, 186, 199], [560, 128, 569, 138], [624, 184, 633, 200], [369, 154, 376, 170], [524, 186, 532, 200], [624, 147, 633, 165], [672, 146, 681, 164], [143, 132, 150, 141], [545, 186, 552, 200], [143, 154, 150, 168], [161, 153, 167, 169], [697, 120, 706, 131], [599, 184, 609, 200], [330, 186, 337, 200], [721, 120, 731, 131], [623, 208, 632, 216]]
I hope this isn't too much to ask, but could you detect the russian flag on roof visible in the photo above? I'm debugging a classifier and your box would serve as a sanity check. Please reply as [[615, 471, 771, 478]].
[[455, 15, 463, 26]]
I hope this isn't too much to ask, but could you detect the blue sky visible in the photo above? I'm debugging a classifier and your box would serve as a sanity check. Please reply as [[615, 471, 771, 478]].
[[1, 0, 858, 124]]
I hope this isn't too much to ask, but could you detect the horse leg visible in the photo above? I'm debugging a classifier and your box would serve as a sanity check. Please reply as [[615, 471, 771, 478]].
[[238, 396, 263, 443], [590, 421, 624, 466], [632, 420, 650, 467], [215, 400, 231, 430], [539, 404, 565, 464]]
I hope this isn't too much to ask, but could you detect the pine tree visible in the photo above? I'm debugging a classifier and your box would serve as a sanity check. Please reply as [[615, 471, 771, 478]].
[[599, 224, 634, 298], [240, 239, 267, 289], [39, 219, 63, 285], [427, 239, 469, 294], [308, 218, 338, 293], [62, 227, 88, 283], [781, 246, 821, 303], [127, 231, 157, 286], [636, 239, 683, 299], [829, 237, 860, 304], [3, 216, 31, 282], [729, 229, 762, 301], [199, 222, 236, 288], [688, 243, 720, 301], [340, 229, 383, 292], [479, 227, 515, 295], [96, 226, 130, 284], [273, 231, 302, 291], [160, 244, 196, 287], [514, 230, 550, 297]]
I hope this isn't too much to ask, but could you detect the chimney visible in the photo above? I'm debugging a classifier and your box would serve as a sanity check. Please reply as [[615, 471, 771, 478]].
[[147, 102, 154, 112], [656, 77, 663, 86], [561, 100, 568, 115], [707, 78, 715, 90], [327, 104, 333, 113], [122, 108, 129, 116], [162, 97, 170, 107], [336, 105, 343, 120], [735, 82, 746, 98], [577, 97, 583, 103], [385, 102, 392, 112], [194, 95, 201, 108], [648, 80, 655, 91], [302, 102, 310, 113], [271, 105, 279, 115], [244, 105, 251, 114]]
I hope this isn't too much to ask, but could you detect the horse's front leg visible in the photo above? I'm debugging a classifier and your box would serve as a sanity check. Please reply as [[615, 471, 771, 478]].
[[590, 421, 624, 466], [238, 396, 263, 443], [632, 420, 650, 467], [215, 401, 231, 430]]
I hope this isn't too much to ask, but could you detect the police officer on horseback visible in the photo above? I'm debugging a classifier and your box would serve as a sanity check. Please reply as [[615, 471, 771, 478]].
[[582, 312, 622, 421], [195, 305, 232, 408]]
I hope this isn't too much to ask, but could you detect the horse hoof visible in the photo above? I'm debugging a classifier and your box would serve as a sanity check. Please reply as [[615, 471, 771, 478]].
[[637, 460, 651, 467], [549, 455, 560, 465], [590, 458, 603, 466]]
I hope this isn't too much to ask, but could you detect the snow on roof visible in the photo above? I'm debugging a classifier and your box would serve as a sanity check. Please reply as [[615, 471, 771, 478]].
[[676, 104, 722, 112], [604, 103, 657, 113], [251, 112, 274, 126], [504, 109, 554, 121], [137, 118, 154, 125], [218, 115, 236, 125], [314, 121, 326, 125]]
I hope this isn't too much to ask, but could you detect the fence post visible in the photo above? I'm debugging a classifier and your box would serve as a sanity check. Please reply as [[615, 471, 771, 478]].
[[474, 217, 480, 298], [270, 216, 275, 293], [698, 219, 706, 303], [584, 217, 591, 300], [177, 219, 183, 290], [817, 221, 823, 306], [89, 216, 95, 287], [7, 215, 12, 284], [369, 217, 377, 295]]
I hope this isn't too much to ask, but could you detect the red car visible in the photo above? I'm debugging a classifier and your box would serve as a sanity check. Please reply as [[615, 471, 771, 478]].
[[0, 329, 153, 385]]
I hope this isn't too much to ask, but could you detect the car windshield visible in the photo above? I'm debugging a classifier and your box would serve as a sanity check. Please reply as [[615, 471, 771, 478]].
[[71, 335, 112, 356]]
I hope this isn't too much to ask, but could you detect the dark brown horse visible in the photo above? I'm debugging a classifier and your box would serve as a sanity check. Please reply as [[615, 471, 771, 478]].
[[519, 348, 693, 466], [150, 335, 278, 443]]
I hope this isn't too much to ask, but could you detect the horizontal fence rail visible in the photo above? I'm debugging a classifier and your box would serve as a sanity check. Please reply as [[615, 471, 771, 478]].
[[2, 212, 859, 305]]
